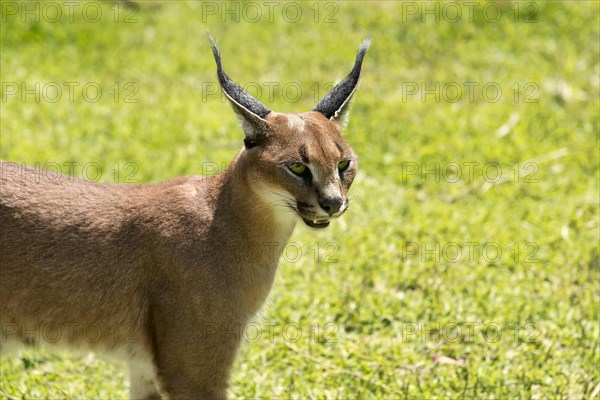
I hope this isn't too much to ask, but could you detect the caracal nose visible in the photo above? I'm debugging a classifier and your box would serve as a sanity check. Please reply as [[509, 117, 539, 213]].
[[319, 196, 343, 215]]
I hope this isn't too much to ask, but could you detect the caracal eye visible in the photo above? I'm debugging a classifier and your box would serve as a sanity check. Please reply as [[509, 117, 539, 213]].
[[289, 163, 307, 175], [338, 160, 350, 172]]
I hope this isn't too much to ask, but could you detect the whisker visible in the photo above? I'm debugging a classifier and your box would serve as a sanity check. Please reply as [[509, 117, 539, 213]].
[[258, 185, 296, 203]]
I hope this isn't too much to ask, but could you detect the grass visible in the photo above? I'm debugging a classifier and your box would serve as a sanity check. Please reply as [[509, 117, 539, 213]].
[[1, 0, 599, 398]]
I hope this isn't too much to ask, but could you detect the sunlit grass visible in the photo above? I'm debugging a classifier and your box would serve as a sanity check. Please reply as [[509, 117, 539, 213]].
[[1, 1, 598, 398]]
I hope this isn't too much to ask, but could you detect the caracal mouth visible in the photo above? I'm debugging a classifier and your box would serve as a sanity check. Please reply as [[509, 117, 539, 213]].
[[297, 205, 348, 229], [301, 217, 331, 229]]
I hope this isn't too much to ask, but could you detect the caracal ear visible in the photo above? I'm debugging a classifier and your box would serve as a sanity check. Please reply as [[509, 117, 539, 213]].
[[313, 37, 372, 129], [208, 33, 273, 148]]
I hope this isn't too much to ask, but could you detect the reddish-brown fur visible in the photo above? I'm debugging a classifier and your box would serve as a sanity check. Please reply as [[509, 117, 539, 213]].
[[0, 37, 369, 399]]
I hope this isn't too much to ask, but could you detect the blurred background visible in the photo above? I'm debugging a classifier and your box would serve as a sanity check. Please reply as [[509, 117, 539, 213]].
[[1, 1, 598, 398]]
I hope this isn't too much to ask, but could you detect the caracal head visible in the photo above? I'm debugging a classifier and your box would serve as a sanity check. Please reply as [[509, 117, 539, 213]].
[[208, 34, 371, 229]]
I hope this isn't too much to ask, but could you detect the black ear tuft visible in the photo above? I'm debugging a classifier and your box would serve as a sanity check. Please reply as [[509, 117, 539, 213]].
[[313, 37, 371, 125], [208, 33, 273, 141], [208, 33, 271, 119]]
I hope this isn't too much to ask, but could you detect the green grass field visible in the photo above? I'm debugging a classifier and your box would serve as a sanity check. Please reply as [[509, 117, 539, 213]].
[[1, 1, 599, 398]]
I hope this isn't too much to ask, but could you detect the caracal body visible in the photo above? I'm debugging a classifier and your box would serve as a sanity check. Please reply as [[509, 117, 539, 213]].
[[0, 36, 370, 399]]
